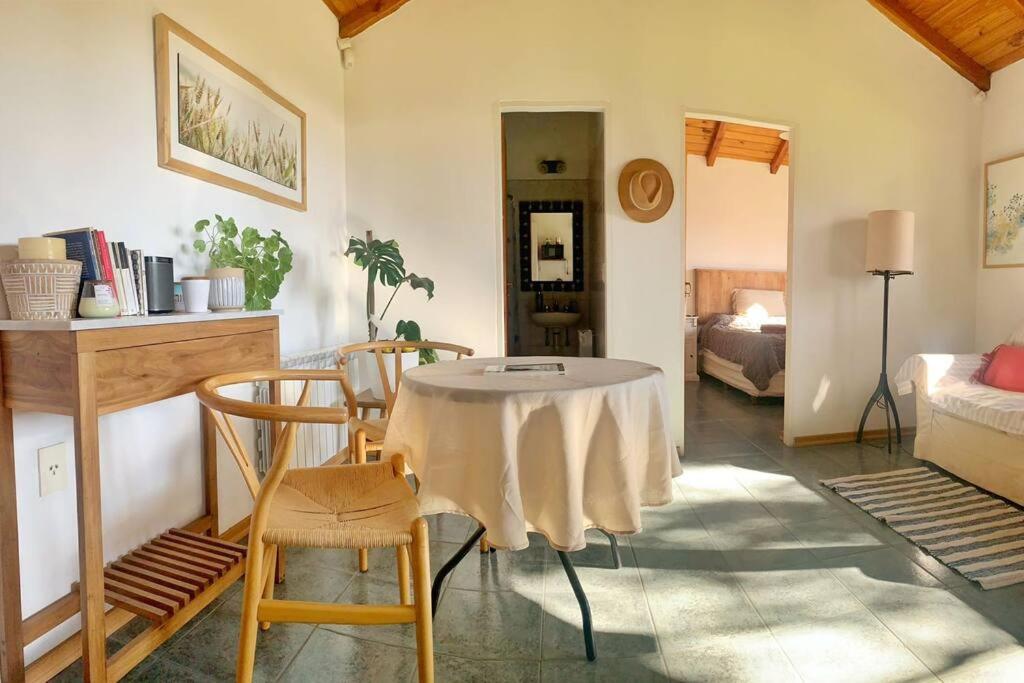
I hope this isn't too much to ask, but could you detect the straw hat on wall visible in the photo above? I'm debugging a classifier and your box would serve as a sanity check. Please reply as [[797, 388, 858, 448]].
[[618, 158, 674, 223]]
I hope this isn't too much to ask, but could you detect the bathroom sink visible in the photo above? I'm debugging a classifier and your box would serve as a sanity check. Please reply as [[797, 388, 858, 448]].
[[531, 311, 582, 327]]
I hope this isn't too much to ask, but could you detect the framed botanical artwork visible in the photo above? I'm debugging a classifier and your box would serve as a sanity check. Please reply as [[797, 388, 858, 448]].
[[984, 152, 1024, 268], [154, 14, 307, 211]]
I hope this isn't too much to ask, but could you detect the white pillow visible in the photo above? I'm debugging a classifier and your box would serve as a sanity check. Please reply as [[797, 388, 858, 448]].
[[732, 288, 786, 317], [1007, 321, 1024, 347]]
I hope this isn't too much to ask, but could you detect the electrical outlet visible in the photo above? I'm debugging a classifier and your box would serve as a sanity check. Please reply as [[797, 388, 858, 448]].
[[38, 443, 68, 497]]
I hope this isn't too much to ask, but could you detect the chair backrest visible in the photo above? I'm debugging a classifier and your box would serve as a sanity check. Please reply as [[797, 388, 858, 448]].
[[195, 369, 355, 502], [337, 340, 475, 416]]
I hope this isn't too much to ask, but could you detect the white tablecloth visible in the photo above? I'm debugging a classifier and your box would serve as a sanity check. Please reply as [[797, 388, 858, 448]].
[[381, 357, 681, 551]]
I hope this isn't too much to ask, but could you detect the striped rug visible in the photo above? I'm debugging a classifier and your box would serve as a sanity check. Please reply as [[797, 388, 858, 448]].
[[821, 467, 1024, 590]]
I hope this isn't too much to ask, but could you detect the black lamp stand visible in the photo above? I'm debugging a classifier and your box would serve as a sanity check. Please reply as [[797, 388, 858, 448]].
[[855, 270, 910, 454]]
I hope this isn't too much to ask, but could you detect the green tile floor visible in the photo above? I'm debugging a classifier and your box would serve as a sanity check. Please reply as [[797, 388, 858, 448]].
[[54, 379, 1024, 681]]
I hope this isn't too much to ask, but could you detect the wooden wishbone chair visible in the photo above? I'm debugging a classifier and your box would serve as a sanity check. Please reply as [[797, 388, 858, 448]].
[[195, 369, 433, 683], [338, 340, 474, 462], [337, 341, 477, 567]]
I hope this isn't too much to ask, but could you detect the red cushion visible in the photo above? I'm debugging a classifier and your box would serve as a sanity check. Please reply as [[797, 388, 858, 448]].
[[978, 344, 1024, 393]]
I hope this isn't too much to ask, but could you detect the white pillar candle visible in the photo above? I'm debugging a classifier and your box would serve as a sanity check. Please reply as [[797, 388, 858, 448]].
[[18, 237, 66, 261]]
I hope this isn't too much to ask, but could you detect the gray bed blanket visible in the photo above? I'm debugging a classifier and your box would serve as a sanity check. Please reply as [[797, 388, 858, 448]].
[[698, 314, 785, 390]]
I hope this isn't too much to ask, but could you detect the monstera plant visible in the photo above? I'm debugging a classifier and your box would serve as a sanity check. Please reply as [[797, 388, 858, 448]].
[[345, 235, 437, 363]]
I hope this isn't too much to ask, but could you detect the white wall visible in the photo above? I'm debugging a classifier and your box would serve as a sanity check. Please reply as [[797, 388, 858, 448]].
[[685, 156, 789, 271], [978, 61, 1024, 350], [0, 0, 347, 662], [343, 0, 981, 445], [504, 111, 600, 182]]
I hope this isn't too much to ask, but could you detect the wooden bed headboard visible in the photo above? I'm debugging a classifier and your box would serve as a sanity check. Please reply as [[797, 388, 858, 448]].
[[693, 268, 786, 322]]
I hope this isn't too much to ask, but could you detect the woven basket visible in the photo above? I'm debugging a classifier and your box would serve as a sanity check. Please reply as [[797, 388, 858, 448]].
[[1, 260, 82, 320]]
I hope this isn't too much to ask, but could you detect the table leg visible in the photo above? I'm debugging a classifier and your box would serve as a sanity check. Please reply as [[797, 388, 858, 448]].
[[72, 352, 107, 681], [431, 525, 486, 617], [556, 551, 596, 661], [597, 530, 621, 569], [201, 406, 218, 537], [0, 348, 25, 683]]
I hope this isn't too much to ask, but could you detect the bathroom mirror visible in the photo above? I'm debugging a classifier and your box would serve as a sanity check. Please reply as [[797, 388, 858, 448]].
[[519, 200, 584, 291]]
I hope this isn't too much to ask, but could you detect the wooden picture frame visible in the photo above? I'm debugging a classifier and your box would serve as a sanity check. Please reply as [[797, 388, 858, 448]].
[[983, 152, 1024, 268], [154, 14, 307, 211]]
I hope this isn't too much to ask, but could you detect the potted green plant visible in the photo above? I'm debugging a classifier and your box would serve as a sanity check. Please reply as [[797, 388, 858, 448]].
[[345, 235, 436, 397], [192, 215, 293, 311]]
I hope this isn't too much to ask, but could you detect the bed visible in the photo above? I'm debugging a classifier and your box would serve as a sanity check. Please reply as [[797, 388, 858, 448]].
[[693, 268, 787, 398]]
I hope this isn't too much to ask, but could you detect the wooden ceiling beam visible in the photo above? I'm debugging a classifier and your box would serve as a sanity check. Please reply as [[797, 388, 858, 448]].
[[331, 0, 411, 38], [987, 43, 1024, 71], [770, 139, 789, 174], [706, 122, 727, 167], [867, 0, 992, 91], [1003, 0, 1024, 18]]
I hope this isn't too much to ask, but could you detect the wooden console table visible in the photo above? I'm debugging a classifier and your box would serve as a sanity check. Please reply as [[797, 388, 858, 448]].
[[0, 311, 281, 682]]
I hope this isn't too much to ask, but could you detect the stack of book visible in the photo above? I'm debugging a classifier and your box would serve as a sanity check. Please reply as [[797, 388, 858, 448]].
[[43, 228, 149, 317]]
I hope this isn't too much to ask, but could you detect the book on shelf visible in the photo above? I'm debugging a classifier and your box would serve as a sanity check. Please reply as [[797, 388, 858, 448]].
[[118, 243, 137, 315], [42, 228, 152, 317], [43, 228, 102, 281], [94, 230, 119, 303], [130, 249, 148, 316], [108, 241, 128, 315], [117, 242, 140, 315]]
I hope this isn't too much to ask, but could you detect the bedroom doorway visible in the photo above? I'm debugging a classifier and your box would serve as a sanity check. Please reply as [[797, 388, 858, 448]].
[[500, 110, 606, 358], [683, 114, 791, 445]]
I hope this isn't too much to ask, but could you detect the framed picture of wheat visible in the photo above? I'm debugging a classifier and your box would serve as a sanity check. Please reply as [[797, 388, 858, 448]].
[[154, 14, 306, 211], [984, 152, 1024, 268]]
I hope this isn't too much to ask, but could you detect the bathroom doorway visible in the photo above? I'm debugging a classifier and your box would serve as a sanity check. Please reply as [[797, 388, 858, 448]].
[[501, 111, 606, 357]]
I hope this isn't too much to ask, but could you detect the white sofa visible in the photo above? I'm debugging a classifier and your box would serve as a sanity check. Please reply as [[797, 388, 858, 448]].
[[895, 354, 1024, 506]]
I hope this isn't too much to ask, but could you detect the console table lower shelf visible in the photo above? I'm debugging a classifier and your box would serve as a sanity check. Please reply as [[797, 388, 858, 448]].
[[104, 529, 246, 624], [26, 529, 247, 683]]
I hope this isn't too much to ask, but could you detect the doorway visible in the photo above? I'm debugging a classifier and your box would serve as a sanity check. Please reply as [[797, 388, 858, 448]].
[[683, 114, 791, 442], [501, 111, 606, 358]]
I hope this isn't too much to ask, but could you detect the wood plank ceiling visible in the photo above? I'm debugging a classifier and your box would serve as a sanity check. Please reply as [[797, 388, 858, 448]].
[[321, 1, 1024, 90], [323, 0, 411, 38], [867, 0, 1024, 91], [685, 118, 790, 174]]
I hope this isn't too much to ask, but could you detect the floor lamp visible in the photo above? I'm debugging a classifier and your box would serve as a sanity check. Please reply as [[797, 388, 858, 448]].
[[855, 210, 914, 453]]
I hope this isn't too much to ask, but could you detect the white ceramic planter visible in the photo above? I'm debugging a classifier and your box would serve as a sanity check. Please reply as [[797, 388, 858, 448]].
[[207, 267, 246, 311], [362, 349, 419, 400]]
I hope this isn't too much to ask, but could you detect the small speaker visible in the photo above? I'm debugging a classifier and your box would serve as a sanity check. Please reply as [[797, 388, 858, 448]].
[[145, 256, 175, 314]]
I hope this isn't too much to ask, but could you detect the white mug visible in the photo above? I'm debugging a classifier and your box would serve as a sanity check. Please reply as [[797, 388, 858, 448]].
[[181, 277, 211, 313]]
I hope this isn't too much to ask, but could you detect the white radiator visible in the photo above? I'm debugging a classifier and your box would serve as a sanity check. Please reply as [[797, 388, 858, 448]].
[[254, 346, 345, 475]]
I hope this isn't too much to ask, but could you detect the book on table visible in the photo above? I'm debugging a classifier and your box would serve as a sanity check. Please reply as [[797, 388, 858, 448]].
[[484, 362, 566, 374]]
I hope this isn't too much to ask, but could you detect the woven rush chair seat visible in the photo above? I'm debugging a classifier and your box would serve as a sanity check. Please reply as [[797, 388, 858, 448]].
[[265, 463, 418, 550]]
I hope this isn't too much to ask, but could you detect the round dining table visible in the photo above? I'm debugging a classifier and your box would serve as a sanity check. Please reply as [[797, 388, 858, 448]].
[[381, 356, 680, 661]]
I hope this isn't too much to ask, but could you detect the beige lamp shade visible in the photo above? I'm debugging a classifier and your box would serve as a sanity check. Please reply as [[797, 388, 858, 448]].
[[866, 210, 914, 273]]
